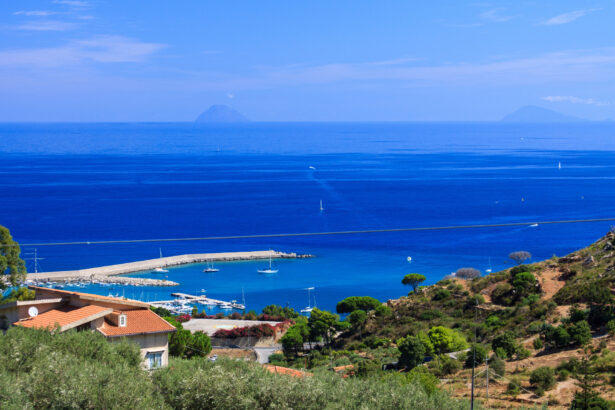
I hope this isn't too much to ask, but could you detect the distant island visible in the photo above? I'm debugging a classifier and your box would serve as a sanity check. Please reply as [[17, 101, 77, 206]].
[[501, 105, 585, 123], [195, 105, 249, 123]]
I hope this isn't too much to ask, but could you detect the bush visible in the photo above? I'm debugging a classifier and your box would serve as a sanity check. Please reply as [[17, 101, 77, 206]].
[[432, 355, 462, 376], [607, 319, 615, 335], [506, 378, 521, 396], [397, 335, 426, 369], [375, 305, 392, 317], [533, 338, 543, 350], [516, 347, 531, 360], [492, 283, 515, 306], [455, 268, 481, 280], [543, 325, 570, 348], [465, 344, 488, 368], [268, 353, 285, 363], [428, 326, 469, 353], [490, 356, 505, 377], [530, 366, 555, 391], [406, 366, 440, 396], [557, 369, 570, 381], [432, 289, 451, 301], [485, 315, 501, 327]]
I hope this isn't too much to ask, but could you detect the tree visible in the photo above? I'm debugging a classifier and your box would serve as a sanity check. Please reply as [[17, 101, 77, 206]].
[[427, 326, 468, 354], [397, 335, 426, 369], [569, 320, 592, 346], [465, 344, 488, 368], [402, 273, 426, 294], [455, 268, 481, 280], [0, 225, 26, 289], [348, 309, 367, 338], [0, 287, 34, 303], [509, 251, 531, 265], [511, 271, 539, 296], [281, 326, 304, 357], [186, 331, 212, 358], [169, 329, 191, 358], [308, 308, 339, 347], [336, 296, 381, 314], [492, 331, 519, 358], [571, 357, 609, 410]]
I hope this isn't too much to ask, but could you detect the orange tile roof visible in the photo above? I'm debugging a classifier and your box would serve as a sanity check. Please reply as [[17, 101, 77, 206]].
[[97, 309, 176, 337], [28, 286, 150, 308], [264, 365, 312, 378], [15, 305, 112, 331]]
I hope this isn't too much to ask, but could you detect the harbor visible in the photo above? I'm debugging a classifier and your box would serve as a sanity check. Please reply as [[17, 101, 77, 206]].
[[26, 250, 311, 287]]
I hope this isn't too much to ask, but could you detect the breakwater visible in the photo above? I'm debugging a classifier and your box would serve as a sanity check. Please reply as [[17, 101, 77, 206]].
[[26, 250, 311, 287]]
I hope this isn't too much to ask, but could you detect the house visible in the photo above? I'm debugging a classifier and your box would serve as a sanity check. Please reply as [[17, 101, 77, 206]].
[[0, 286, 176, 369]]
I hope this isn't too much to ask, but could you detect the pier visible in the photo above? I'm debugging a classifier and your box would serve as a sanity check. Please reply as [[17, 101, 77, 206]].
[[26, 250, 309, 286], [150, 292, 245, 313]]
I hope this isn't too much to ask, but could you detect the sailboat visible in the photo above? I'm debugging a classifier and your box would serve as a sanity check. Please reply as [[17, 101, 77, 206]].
[[203, 259, 219, 273], [558, 161, 562, 170], [485, 257, 492, 274], [153, 248, 169, 273], [257, 252, 279, 274], [301, 287, 315, 313], [319, 199, 324, 212]]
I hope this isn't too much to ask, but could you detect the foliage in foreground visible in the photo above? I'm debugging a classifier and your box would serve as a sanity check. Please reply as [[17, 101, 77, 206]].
[[0, 327, 470, 409]]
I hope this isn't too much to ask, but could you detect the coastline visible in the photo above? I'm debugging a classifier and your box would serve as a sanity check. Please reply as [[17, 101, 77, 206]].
[[27, 250, 312, 287]]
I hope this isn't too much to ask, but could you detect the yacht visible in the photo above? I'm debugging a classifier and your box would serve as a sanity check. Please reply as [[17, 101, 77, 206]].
[[485, 257, 492, 274], [319, 199, 324, 212], [257, 252, 279, 274], [153, 248, 169, 273], [203, 259, 219, 273]]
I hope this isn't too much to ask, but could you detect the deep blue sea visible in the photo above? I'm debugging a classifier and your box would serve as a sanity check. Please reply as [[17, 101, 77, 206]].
[[2, 122, 615, 314]]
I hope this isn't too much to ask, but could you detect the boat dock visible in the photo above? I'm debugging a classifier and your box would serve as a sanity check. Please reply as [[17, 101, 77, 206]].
[[150, 292, 245, 313], [26, 250, 311, 286]]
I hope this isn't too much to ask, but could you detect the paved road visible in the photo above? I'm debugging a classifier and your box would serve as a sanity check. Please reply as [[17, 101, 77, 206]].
[[254, 346, 281, 364]]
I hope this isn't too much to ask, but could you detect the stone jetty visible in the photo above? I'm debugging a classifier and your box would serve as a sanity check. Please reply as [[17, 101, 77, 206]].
[[26, 250, 311, 286]]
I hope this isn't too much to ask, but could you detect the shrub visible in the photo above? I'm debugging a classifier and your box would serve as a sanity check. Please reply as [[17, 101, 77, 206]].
[[406, 366, 440, 396], [543, 325, 570, 348], [516, 347, 531, 360], [607, 319, 615, 335], [433, 355, 462, 376], [428, 326, 469, 353], [375, 305, 392, 317], [492, 283, 515, 306], [569, 307, 589, 323], [485, 315, 501, 327], [455, 268, 481, 280], [557, 369, 570, 381], [494, 347, 508, 359], [465, 344, 488, 368], [490, 356, 505, 377], [533, 338, 543, 350], [432, 289, 451, 301], [530, 366, 555, 391], [268, 353, 285, 363], [506, 378, 521, 396]]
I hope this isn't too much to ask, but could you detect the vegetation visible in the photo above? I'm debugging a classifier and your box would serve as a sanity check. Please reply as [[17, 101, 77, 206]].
[[509, 250, 532, 265], [455, 267, 481, 279], [0, 327, 470, 409], [336, 296, 381, 313], [0, 225, 27, 289]]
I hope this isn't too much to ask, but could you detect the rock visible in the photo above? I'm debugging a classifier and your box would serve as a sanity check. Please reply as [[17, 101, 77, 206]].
[[583, 255, 595, 266]]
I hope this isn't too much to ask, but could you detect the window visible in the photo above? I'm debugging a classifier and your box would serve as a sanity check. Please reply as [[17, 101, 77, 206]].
[[146, 351, 163, 369], [119, 314, 126, 327]]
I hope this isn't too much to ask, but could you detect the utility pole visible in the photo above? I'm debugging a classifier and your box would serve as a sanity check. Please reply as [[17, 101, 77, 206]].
[[470, 297, 478, 410], [485, 356, 489, 401]]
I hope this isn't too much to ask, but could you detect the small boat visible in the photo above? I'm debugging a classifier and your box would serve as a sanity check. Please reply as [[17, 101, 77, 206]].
[[529, 223, 539, 228], [485, 257, 492, 274], [309, 166, 316, 170], [203, 259, 219, 273], [558, 161, 562, 170], [219, 302, 233, 310], [153, 248, 169, 273], [407, 256, 412, 263], [257, 252, 279, 274], [319, 199, 324, 212], [301, 287, 315, 314]]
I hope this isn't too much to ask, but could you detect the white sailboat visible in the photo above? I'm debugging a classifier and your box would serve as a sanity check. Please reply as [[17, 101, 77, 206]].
[[203, 259, 219, 273], [301, 287, 315, 313], [319, 199, 324, 212], [153, 248, 169, 273], [485, 257, 492, 274], [558, 161, 562, 170], [257, 251, 279, 274]]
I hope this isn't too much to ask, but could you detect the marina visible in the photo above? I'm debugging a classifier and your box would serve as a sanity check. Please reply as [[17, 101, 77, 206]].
[[150, 292, 246, 314]]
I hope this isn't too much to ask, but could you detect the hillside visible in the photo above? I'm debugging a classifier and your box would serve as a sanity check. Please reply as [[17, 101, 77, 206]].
[[195, 105, 249, 123], [327, 231, 615, 408], [502, 105, 585, 123]]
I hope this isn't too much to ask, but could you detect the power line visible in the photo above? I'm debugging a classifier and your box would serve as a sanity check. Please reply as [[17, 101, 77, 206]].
[[7, 216, 615, 247]]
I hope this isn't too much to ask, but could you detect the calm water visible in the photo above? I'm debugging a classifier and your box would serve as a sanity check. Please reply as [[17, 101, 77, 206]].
[[1, 122, 615, 313]]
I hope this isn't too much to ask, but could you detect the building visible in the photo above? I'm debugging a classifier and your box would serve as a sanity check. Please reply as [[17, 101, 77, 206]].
[[0, 286, 176, 369]]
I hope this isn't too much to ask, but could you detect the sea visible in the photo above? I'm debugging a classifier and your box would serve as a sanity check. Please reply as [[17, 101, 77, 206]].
[[2, 122, 615, 314]]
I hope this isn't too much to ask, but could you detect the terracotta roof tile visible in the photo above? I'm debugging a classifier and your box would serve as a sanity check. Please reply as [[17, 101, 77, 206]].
[[15, 305, 111, 330], [28, 286, 150, 308], [264, 365, 312, 378], [98, 309, 176, 337]]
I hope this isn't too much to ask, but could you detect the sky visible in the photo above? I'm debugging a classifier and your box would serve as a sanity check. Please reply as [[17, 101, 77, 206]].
[[0, 0, 614, 122]]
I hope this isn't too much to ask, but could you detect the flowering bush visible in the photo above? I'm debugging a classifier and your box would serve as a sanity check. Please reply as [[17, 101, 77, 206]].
[[213, 323, 276, 339], [176, 314, 191, 323]]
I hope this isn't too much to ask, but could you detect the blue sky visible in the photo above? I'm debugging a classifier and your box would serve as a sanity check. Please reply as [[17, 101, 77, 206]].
[[1, 0, 614, 121]]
